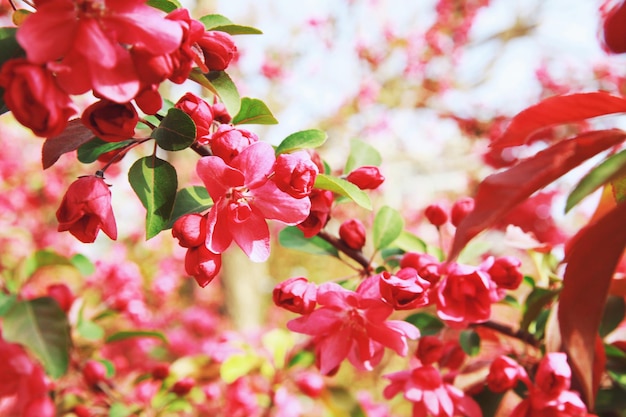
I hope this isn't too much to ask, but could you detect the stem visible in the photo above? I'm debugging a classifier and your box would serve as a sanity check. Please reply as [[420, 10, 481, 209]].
[[317, 230, 373, 275], [8, 0, 17, 11], [472, 320, 539, 347]]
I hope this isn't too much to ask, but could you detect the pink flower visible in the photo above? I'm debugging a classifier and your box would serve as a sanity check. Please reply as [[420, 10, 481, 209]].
[[286, 282, 419, 375], [184, 245, 222, 288], [56, 176, 117, 243], [383, 365, 481, 417], [197, 30, 237, 71], [172, 213, 206, 248], [346, 166, 385, 190], [165, 9, 207, 83], [197, 142, 311, 262], [379, 267, 431, 310], [174, 93, 214, 140], [436, 263, 492, 327], [487, 356, 528, 393], [273, 277, 317, 314], [416, 335, 443, 365], [487, 256, 524, 290], [297, 189, 334, 238], [0, 58, 76, 137], [272, 151, 318, 199], [81, 99, 138, 142], [534, 352, 571, 399], [339, 218, 367, 250], [17, 0, 183, 102]]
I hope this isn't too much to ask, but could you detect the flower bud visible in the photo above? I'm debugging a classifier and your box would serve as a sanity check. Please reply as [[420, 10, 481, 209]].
[[451, 197, 474, 227], [295, 372, 325, 398], [172, 213, 206, 248], [197, 30, 237, 71], [400, 252, 439, 270], [171, 377, 195, 396], [273, 277, 317, 314], [83, 360, 107, 389], [487, 356, 524, 393], [210, 125, 258, 163], [211, 102, 231, 124], [416, 336, 443, 365], [297, 190, 333, 238], [273, 151, 318, 199], [81, 99, 138, 142], [345, 166, 385, 190], [487, 256, 523, 290], [151, 363, 170, 380], [535, 352, 571, 398], [185, 245, 222, 288], [46, 283, 75, 313], [379, 268, 430, 310], [424, 203, 448, 227], [438, 341, 466, 370], [339, 219, 366, 250], [175, 92, 214, 140], [56, 176, 117, 243]]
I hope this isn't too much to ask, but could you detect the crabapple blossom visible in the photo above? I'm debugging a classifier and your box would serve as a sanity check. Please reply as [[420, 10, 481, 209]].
[[197, 141, 311, 262], [339, 218, 367, 250], [486, 356, 529, 393], [286, 282, 419, 375], [487, 256, 524, 290], [171, 377, 195, 396], [378, 267, 431, 310], [416, 335, 444, 365], [345, 165, 385, 190], [209, 125, 259, 162], [197, 30, 238, 71], [174, 92, 215, 141], [46, 283, 75, 313], [273, 276, 317, 314], [450, 197, 475, 227], [56, 175, 117, 243], [172, 213, 207, 248], [297, 189, 334, 238], [81, 99, 138, 142], [82, 360, 108, 389], [0, 58, 76, 137], [184, 243, 223, 288], [425, 203, 449, 227], [273, 151, 319, 199]]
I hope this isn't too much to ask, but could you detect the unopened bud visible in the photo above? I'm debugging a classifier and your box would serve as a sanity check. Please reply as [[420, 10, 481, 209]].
[[424, 203, 448, 227], [339, 219, 367, 250], [345, 166, 384, 190], [451, 197, 475, 227]]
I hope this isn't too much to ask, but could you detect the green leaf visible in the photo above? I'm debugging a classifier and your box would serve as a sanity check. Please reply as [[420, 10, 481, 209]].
[[70, 253, 95, 276], [106, 330, 167, 344], [391, 230, 427, 252], [232, 97, 278, 125], [199, 14, 263, 35], [220, 353, 260, 383], [344, 138, 382, 174], [109, 402, 133, 417], [203, 71, 241, 117], [77, 320, 105, 341], [314, 174, 371, 210], [404, 312, 444, 336], [151, 108, 196, 151], [0, 293, 17, 317], [129, 156, 178, 239], [278, 226, 338, 256], [167, 186, 213, 228], [601, 295, 626, 337], [566, 149, 626, 212], [373, 206, 404, 250], [275, 129, 328, 155], [0, 27, 23, 65], [459, 330, 481, 356], [3, 298, 71, 378], [472, 389, 505, 417], [146, 0, 181, 13], [77, 138, 133, 164], [521, 286, 560, 331], [23, 249, 73, 278]]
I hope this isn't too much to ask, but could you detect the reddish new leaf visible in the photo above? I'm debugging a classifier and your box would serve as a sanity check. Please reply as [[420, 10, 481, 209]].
[[448, 129, 626, 260], [558, 201, 626, 408], [491, 93, 626, 149], [42, 119, 95, 169]]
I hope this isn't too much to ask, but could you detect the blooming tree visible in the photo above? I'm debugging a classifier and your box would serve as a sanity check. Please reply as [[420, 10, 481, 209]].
[[1, 0, 626, 416]]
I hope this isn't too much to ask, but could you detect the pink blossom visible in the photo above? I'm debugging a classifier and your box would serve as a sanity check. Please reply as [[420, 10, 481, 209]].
[[487, 256, 524, 290], [379, 267, 431, 310], [436, 263, 492, 327], [273, 276, 317, 314], [346, 165, 385, 190], [272, 151, 319, 199], [197, 30, 237, 71], [184, 244, 222, 288], [209, 125, 259, 162], [174, 92, 215, 140], [197, 142, 311, 262], [17, 0, 183, 102], [534, 352, 572, 399], [287, 282, 419, 374], [487, 356, 528, 393], [81, 98, 138, 142], [297, 189, 334, 238], [416, 335, 443, 365]]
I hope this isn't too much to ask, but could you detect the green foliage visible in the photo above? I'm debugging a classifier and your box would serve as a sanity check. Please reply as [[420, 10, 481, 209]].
[[373, 206, 404, 250], [22, 249, 94, 278], [391, 231, 428, 253], [566, 149, 626, 212], [0, 293, 17, 316], [459, 330, 481, 356], [232, 97, 278, 125], [343, 138, 382, 174], [521, 286, 560, 332], [278, 226, 339, 256], [600, 295, 626, 338], [3, 297, 71, 378], [203, 71, 241, 116], [220, 353, 260, 383], [151, 108, 196, 151], [77, 138, 133, 163], [128, 156, 178, 239], [167, 186, 213, 228], [314, 174, 372, 210], [146, 0, 181, 13], [404, 312, 444, 336], [275, 129, 328, 155], [105, 330, 167, 344], [199, 14, 263, 34]]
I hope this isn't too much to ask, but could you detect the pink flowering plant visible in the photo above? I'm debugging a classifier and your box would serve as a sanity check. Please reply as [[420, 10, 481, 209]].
[[3, 0, 626, 416]]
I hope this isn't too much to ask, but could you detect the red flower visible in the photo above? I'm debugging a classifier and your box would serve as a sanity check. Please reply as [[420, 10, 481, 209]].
[[273, 151, 319, 199], [184, 244, 222, 288], [297, 189, 334, 238], [436, 263, 492, 327], [487, 356, 528, 393], [379, 267, 430, 310], [197, 30, 237, 71], [273, 276, 317, 314], [603, 0, 626, 54], [81, 99, 138, 142], [172, 213, 206, 248], [487, 256, 524, 290], [416, 335, 443, 365], [174, 92, 214, 140], [209, 125, 259, 162], [425, 203, 449, 226], [56, 176, 117, 243], [450, 197, 474, 227], [0, 58, 76, 137], [346, 166, 385, 190]]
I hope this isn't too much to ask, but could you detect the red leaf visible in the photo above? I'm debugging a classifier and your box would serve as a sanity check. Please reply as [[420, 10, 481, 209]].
[[491, 93, 626, 149], [558, 201, 626, 408], [448, 129, 626, 260], [41, 119, 94, 169]]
